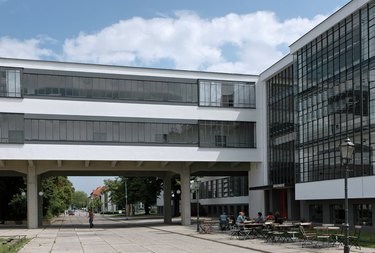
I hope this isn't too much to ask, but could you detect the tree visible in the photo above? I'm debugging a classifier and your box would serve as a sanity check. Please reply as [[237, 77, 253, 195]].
[[71, 191, 88, 209], [0, 177, 26, 221], [104, 176, 163, 215], [42, 176, 74, 218], [88, 197, 102, 213]]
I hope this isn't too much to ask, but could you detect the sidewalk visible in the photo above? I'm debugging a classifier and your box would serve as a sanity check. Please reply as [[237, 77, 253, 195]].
[[0, 214, 374, 253], [155, 225, 375, 253]]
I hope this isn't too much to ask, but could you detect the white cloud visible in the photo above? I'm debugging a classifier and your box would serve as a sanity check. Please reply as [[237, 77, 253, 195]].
[[62, 11, 327, 74], [0, 11, 327, 74], [0, 36, 55, 60]]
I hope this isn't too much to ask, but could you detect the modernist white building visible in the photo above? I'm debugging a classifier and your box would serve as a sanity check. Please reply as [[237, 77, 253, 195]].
[[259, 0, 375, 227], [0, 57, 263, 228], [2, 0, 375, 230]]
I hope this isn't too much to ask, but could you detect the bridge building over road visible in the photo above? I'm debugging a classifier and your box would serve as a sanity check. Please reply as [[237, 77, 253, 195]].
[[0, 57, 265, 228]]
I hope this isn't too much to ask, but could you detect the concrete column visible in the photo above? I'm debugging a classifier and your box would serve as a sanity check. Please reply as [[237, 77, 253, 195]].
[[27, 166, 38, 229], [163, 176, 172, 224], [180, 167, 191, 225]]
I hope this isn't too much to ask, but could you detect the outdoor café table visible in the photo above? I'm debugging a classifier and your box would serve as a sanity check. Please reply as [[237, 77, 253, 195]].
[[244, 223, 264, 238], [300, 222, 312, 227], [277, 224, 299, 241]]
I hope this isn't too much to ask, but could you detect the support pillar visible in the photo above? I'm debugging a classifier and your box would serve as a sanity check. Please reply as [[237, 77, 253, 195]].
[[163, 175, 172, 224], [180, 167, 191, 225], [27, 166, 38, 229]]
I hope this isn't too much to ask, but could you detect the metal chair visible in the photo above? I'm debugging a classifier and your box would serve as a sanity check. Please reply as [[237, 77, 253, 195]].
[[348, 225, 362, 250], [299, 225, 317, 248]]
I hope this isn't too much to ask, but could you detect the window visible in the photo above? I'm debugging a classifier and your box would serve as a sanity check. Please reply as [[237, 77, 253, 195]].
[[309, 204, 323, 222], [215, 135, 226, 147], [199, 120, 256, 148], [353, 204, 372, 226], [0, 113, 24, 143], [330, 204, 345, 224], [0, 68, 21, 97], [22, 72, 198, 105], [199, 80, 255, 108]]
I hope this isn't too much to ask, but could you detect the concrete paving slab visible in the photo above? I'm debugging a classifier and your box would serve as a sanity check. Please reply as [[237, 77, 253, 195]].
[[3, 213, 375, 253]]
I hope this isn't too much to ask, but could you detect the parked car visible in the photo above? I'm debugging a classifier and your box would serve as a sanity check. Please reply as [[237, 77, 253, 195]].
[[68, 210, 75, 216]]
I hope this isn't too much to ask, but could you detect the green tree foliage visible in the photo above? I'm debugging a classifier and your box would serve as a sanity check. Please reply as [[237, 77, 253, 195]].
[[104, 176, 163, 215], [88, 197, 102, 212], [8, 193, 27, 220], [42, 176, 74, 218], [71, 191, 88, 209], [0, 177, 26, 221]]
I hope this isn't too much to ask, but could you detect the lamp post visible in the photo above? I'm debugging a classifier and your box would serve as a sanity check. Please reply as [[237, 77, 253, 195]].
[[190, 180, 200, 232], [124, 178, 128, 217], [339, 138, 355, 253]]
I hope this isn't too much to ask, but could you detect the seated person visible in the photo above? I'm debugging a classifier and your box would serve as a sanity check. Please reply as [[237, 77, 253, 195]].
[[219, 212, 228, 231], [265, 211, 274, 221], [236, 211, 246, 225], [274, 211, 284, 224], [254, 212, 264, 223]]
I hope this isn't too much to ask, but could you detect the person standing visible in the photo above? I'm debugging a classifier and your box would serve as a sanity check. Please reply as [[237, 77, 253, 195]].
[[88, 209, 94, 228]]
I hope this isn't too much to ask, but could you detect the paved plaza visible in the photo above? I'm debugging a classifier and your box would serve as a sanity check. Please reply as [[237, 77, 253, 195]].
[[0, 213, 374, 253]]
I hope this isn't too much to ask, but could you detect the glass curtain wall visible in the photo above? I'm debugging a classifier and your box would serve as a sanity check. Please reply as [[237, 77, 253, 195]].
[[267, 65, 296, 186], [295, 3, 375, 183], [22, 72, 198, 104], [0, 113, 255, 148]]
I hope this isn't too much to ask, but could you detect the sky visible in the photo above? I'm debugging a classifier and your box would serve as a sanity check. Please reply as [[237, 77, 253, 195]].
[[1, 0, 350, 194]]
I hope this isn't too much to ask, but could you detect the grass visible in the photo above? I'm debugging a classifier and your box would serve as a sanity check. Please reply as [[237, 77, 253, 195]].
[[0, 237, 30, 253], [359, 232, 375, 248]]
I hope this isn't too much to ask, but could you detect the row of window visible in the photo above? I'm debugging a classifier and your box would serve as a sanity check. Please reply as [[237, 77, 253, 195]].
[[199, 176, 249, 199], [309, 203, 373, 226], [23, 73, 198, 104], [0, 113, 256, 148], [0, 69, 256, 108]]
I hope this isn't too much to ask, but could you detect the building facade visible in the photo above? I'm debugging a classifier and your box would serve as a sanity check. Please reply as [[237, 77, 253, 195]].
[[3, 0, 375, 230], [0, 58, 261, 228], [260, 0, 375, 227]]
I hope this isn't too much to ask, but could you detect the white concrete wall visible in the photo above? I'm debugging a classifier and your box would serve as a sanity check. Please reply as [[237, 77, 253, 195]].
[[248, 164, 265, 218], [296, 175, 375, 200], [0, 144, 260, 162], [0, 98, 256, 123]]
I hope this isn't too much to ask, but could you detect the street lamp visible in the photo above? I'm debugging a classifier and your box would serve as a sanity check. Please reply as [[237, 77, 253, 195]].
[[190, 179, 200, 232], [124, 178, 128, 217], [339, 138, 355, 253]]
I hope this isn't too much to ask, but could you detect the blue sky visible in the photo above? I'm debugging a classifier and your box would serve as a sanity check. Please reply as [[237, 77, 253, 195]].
[[0, 0, 349, 74], [1, 0, 350, 194]]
